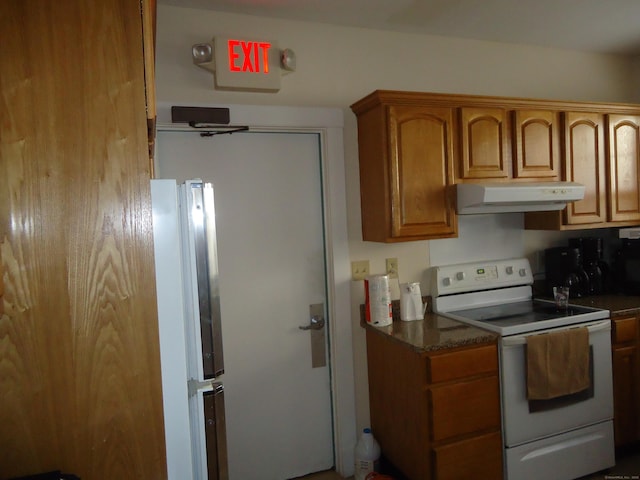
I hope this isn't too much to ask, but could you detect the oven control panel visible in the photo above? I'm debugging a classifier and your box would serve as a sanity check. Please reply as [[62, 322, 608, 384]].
[[430, 257, 533, 296]]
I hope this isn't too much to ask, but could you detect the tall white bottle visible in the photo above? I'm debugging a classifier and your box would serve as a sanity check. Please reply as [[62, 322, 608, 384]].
[[354, 428, 381, 480]]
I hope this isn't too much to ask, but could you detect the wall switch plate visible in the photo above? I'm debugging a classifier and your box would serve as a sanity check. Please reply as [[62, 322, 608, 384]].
[[386, 257, 399, 279], [351, 260, 370, 281]]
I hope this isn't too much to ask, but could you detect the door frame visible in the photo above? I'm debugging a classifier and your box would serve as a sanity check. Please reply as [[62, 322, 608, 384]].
[[155, 102, 357, 476]]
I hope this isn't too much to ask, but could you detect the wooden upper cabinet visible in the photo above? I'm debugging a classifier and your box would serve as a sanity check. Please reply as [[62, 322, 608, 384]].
[[458, 107, 509, 180], [352, 90, 640, 237], [142, 0, 156, 122], [458, 107, 561, 182], [512, 109, 560, 180], [608, 114, 640, 223], [563, 112, 607, 225], [142, 0, 157, 173], [389, 106, 457, 240], [351, 92, 458, 242], [525, 110, 640, 231]]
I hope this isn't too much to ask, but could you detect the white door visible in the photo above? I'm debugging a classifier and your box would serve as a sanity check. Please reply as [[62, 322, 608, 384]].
[[156, 130, 334, 480]]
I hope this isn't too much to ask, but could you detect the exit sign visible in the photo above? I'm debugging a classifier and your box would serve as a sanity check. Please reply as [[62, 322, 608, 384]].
[[214, 36, 282, 91]]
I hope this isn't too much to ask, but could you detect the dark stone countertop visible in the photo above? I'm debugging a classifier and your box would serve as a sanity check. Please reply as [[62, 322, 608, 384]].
[[552, 294, 640, 318], [362, 292, 640, 353], [365, 312, 498, 353]]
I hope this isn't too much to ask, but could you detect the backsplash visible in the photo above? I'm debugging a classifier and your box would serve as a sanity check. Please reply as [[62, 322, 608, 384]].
[[429, 213, 524, 266]]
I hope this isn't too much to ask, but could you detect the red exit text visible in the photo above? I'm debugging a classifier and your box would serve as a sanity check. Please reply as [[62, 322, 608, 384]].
[[227, 40, 272, 73]]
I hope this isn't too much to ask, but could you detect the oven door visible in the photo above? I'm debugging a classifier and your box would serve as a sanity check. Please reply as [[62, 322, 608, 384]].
[[500, 320, 613, 447]]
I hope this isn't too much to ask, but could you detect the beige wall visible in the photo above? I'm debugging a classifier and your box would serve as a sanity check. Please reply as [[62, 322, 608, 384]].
[[156, 4, 639, 435]]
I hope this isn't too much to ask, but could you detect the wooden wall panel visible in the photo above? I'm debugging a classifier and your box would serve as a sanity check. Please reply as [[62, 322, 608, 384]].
[[0, 1, 166, 478]]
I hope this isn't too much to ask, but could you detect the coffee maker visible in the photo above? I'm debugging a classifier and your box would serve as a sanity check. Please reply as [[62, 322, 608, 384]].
[[545, 246, 590, 297], [613, 238, 640, 293], [569, 237, 612, 295], [568, 237, 608, 295]]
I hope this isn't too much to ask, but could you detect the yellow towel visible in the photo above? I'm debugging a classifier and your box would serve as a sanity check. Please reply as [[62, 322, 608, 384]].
[[526, 327, 590, 400]]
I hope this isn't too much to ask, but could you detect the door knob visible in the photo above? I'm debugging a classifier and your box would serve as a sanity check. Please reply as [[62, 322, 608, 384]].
[[299, 315, 325, 331], [305, 304, 326, 368]]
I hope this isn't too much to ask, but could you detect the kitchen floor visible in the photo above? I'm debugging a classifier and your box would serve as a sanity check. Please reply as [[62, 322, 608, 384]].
[[579, 449, 640, 479], [300, 449, 640, 479], [295, 470, 352, 480]]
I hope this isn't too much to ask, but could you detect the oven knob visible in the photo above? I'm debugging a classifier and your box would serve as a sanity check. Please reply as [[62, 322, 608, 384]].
[[442, 277, 451, 286], [455, 272, 465, 281], [506, 266, 514, 275], [519, 268, 527, 276]]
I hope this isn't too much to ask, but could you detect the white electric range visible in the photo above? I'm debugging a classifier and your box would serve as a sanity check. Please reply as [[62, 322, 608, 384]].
[[430, 258, 615, 480]]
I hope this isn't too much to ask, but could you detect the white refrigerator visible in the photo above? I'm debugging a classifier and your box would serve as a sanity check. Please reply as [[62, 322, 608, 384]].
[[151, 178, 228, 480]]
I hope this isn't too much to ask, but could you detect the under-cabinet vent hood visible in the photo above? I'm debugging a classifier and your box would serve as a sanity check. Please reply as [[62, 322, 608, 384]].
[[457, 182, 585, 215]]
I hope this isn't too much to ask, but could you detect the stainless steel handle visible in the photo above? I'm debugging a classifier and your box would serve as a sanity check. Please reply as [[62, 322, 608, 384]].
[[502, 319, 610, 346], [189, 181, 224, 379], [299, 315, 325, 331]]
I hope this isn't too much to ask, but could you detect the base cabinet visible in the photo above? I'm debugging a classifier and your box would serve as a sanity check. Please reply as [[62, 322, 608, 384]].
[[365, 330, 503, 479], [432, 431, 503, 480], [611, 315, 640, 447]]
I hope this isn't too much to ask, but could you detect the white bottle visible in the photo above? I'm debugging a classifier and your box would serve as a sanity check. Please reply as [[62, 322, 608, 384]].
[[354, 427, 381, 480]]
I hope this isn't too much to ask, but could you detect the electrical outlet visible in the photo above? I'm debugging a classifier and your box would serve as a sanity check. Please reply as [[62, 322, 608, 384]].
[[351, 260, 370, 281], [386, 257, 399, 279]]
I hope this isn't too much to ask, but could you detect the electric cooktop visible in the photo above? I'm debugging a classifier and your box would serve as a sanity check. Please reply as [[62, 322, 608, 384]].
[[444, 299, 609, 335]]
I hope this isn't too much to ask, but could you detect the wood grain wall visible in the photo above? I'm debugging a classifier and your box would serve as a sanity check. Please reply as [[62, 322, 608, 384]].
[[0, 1, 167, 478]]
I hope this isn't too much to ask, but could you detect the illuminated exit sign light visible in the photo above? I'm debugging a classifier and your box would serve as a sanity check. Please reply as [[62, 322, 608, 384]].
[[214, 36, 282, 92]]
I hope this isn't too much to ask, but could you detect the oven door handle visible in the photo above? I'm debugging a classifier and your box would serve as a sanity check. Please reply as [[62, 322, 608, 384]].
[[501, 320, 610, 346]]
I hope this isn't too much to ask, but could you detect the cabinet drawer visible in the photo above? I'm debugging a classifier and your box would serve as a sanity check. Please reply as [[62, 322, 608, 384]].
[[613, 317, 638, 344], [429, 376, 501, 441], [427, 344, 497, 383], [432, 431, 503, 480]]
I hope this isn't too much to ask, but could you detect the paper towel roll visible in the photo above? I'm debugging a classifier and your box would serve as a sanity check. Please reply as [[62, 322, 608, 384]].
[[364, 274, 392, 327]]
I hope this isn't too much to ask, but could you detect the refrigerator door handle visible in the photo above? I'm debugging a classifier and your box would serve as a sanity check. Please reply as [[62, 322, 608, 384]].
[[203, 382, 229, 480], [188, 180, 225, 380]]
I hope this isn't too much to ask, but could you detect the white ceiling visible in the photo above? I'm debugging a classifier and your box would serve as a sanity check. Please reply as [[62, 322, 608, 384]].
[[159, 0, 640, 56]]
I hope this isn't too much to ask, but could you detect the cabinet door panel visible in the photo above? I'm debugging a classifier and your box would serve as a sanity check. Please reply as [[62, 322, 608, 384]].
[[608, 114, 640, 223], [613, 316, 638, 344], [432, 431, 503, 480], [612, 345, 638, 446], [513, 110, 560, 179], [459, 107, 509, 179], [389, 106, 457, 238], [429, 376, 500, 441], [0, 1, 165, 478], [563, 112, 606, 225]]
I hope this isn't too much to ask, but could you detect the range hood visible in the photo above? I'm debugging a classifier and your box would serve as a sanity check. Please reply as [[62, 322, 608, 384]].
[[457, 182, 585, 215]]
